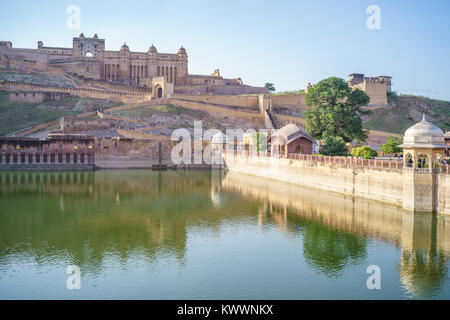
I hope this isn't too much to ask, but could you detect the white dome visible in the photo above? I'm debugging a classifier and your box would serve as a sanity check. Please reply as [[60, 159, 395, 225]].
[[211, 131, 228, 144], [401, 114, 446, 148]]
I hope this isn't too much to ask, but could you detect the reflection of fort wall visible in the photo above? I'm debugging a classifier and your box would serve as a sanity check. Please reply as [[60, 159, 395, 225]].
[[220, 171, 450, 257]]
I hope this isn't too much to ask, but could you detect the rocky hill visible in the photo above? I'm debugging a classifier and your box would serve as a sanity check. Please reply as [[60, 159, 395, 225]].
[[363, 93, 450, 134]]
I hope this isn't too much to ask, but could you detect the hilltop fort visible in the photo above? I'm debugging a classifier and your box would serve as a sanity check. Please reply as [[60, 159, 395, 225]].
[[0, 33, 266, 97]]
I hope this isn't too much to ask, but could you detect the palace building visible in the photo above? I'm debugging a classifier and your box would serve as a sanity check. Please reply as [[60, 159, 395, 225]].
[[0, 34, 258, 92]]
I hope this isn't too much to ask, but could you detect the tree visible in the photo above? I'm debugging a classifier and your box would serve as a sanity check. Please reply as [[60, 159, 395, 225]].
[[303, 77, 370, 143], [350, 146, 378, 159], [320, 136, 348, 156], [381, 136, 402, 155], [264, 82, 275, 93]]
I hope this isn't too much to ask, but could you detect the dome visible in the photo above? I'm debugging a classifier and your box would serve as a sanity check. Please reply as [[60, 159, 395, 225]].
[[211, 131, 228, 144], [79, 33, 85, 39], [401, 114, 446, 148], [120, 43, 129, 51], [177, 46, 186, 54], [148, 44, 157, 53], [93, 33, 99, 39]]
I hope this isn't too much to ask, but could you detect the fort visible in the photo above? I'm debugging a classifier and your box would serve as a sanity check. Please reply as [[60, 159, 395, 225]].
[[0, 34, 266, 97]]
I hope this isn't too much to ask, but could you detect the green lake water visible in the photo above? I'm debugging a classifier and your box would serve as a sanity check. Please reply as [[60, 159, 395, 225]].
[[0, 170, 449, 299]]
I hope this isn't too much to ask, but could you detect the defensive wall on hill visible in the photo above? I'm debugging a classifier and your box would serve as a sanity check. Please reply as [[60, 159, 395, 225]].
[[0, 80, 152, 103]]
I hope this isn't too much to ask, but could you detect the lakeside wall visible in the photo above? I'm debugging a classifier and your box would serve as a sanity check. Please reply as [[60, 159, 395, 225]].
[[222, 153, 450, 215]]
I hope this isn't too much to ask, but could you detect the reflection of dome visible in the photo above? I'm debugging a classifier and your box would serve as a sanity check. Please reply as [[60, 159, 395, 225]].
[[401, 114, 446, 148], [210, 188, 227, 208], [177, 46, 186, 54]]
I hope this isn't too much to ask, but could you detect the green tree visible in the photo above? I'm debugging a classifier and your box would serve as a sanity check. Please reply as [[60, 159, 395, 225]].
[[381, 136, 402, 155], [303, 77, 370, 143], [350, 145, 378, 159], [264, 82, 276, 93], [320, 136, 348, 156]]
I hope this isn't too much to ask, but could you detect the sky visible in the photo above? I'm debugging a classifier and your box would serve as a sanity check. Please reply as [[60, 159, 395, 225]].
[[0, 0, 449, 100]]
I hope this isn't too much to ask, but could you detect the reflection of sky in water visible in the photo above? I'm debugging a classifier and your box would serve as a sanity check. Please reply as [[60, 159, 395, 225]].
[[0, 170, 448, 299]]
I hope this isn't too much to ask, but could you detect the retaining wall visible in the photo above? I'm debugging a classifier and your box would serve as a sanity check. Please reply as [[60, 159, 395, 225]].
[[222, 153, 450, 215]]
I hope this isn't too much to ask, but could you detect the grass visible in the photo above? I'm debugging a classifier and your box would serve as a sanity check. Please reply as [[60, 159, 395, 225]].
[[363, 95, 450, 134]]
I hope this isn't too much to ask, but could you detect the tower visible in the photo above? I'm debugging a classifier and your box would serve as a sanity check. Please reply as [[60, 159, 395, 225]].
[[400, 114, 447, 212]]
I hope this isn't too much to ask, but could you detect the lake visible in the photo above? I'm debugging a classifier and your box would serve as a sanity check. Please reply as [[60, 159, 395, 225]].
[[0, 170, 448, 299]]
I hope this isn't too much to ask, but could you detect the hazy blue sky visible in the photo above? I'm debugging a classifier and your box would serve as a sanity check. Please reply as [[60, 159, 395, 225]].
[[1, 0, 449, 100]]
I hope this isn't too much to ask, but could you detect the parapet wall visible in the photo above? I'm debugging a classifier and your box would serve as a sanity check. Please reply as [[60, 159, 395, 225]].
[[0, 151, 94, 170], [173, 94, 259, 108], [222, 153, 450, 215], [0, 80, 152, 103]]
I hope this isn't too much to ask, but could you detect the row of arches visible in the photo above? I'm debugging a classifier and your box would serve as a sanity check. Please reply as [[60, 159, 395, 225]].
[[103, 64, 177, 83], [404, 152, 445, 170], [157, 66, 177, 83]]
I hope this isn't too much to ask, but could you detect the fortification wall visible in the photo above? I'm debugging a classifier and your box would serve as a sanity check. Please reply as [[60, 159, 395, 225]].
[[437, 173, 450, 215], [353, 82, 388, 105], [271, 94, 306, 109], [210, 85, 267, 95], [169, 99, 263, 123], [222, 153, 450, 215], [174, 84, 266, 95], [0, 81, 152, 103], [173, 94, 258, 108]]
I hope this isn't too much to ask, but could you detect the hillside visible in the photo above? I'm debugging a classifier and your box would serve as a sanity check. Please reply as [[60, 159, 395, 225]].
[[0, 91, 121, 136], [363, 94, 450, 134]]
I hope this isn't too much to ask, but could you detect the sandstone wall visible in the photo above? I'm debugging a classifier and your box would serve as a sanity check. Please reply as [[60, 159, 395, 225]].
[[271, 94, 306, 109], [169, 99, 263, 123], [223, 153, 404, 206], [173, 94, 259, 108], [437, 173, 450, 215], [353, 82, 388, 105], [222, 154, 450, 215]]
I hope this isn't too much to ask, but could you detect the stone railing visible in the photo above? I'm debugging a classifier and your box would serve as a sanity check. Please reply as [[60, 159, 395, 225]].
[[224, 150, 405, 170], [224, 150, 450, 173], [0, 151, 95, 170]]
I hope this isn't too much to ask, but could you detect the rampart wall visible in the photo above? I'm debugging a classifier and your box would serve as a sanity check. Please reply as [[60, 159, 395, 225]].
[[173, 94, 259, 108], [0, 80, 152, 103], [222, 152, 450, 215]]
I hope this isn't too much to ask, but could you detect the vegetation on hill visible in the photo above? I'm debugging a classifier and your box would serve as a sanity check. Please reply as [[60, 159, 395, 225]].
[[0, 91, 121, 136], [264, 83, 276, 93], [273, 89, 305, 96], [363, 93, 450, 134]]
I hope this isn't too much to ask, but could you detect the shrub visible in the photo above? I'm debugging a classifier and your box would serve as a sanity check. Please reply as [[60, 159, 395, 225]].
[[320, 136, 348, 156], [350, 146, 378, 159]]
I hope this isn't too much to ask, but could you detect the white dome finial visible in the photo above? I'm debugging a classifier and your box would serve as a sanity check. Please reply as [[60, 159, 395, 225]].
[[421, 113, 427, 123]]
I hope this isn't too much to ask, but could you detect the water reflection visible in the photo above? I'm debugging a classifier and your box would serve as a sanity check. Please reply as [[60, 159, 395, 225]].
[[219, 171, 450, 298], [0, 170, 449, 299]]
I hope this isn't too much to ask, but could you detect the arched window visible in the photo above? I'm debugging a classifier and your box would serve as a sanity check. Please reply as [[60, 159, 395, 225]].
[[417, 154, 429, 169], [405, 153, 413, 167], [85, 51, 93, 57]]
